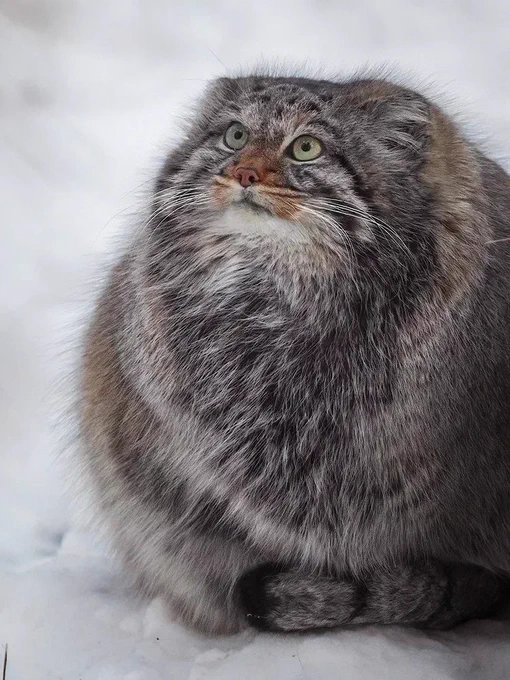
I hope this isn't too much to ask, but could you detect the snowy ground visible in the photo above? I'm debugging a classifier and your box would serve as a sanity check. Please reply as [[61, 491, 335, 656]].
[[1, 1, 510, 678]]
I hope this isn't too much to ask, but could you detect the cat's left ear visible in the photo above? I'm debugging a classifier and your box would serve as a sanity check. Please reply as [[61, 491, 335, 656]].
[[345, 81, 432, 169]]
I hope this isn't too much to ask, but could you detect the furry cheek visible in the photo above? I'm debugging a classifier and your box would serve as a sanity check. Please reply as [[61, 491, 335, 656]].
[[212, 180, 236, 210], [267, 196, 303, 221]]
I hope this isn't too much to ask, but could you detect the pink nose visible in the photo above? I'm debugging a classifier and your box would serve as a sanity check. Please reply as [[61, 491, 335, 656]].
[[234, 166, 260, 188]]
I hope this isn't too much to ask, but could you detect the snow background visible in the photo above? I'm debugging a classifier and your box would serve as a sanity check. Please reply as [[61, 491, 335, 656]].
[[1, 1, 509, 678]]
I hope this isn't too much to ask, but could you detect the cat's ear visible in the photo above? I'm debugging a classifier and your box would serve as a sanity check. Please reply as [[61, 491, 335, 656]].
[[345, 80, 432, 168], [199, 77, 242, 118]]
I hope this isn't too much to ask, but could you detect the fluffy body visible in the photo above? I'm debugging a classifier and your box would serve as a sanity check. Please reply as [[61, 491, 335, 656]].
[[80, 74, 510, 634]]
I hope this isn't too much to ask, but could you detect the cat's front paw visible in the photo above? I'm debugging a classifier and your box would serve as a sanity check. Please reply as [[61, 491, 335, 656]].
[[238, 563, 285, 631], [238, 563, 361, 632]]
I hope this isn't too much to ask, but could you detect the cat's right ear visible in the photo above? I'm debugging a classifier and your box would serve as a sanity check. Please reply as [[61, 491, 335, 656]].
[[198, 77, 242, 123], [204, 77, 241, 99]]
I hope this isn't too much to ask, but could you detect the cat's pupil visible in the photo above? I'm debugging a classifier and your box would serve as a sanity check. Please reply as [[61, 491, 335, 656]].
[[301, 141, 311, 152], [234, 130, 243, 140]]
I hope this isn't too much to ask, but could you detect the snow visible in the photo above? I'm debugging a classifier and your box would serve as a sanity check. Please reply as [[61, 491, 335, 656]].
[[1, 1, 509, 678]]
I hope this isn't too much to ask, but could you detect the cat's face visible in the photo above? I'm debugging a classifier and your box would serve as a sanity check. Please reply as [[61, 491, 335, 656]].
[[154, 76, 435, 260], [205, 82, 365, 231], [153, 76, 483, 302]]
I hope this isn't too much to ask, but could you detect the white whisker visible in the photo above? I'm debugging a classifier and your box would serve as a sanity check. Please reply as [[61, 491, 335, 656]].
[[486, 237, 510, 245], [308, 197, 412, 259], [299, 204, 361, 295]]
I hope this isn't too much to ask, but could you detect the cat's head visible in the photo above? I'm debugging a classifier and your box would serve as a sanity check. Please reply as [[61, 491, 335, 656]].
[[152, 75, 487, 303]]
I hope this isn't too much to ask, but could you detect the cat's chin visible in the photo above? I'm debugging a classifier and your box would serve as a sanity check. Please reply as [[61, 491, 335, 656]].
[[213, 204, 312, 245], [231, 194, 269, 216]]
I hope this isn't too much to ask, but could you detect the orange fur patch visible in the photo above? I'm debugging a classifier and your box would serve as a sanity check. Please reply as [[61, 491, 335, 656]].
[[212, 180, 232, 210], [225, 145, 285, 188], [422, 106, 489, 304]]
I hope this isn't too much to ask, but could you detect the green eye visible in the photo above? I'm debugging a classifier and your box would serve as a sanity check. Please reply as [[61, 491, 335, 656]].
[[290, 135, 323, 161], [224, 122, 249, 150]]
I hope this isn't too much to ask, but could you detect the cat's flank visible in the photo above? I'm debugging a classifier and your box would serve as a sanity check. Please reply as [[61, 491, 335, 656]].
[[80, 74, 510, 634]]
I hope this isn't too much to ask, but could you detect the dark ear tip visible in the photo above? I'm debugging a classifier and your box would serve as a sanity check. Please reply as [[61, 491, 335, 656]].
[[237, 563, 284, 631]]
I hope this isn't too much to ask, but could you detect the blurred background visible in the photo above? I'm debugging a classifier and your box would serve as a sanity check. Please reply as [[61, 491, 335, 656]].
[[0, 1, 509, 677]]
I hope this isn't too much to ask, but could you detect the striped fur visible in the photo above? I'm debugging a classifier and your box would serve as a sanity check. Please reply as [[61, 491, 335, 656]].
[[80, 75, 510, 634]]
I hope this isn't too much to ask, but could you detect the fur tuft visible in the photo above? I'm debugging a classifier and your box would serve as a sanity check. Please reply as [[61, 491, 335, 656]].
[[79, 72, 510, 634]]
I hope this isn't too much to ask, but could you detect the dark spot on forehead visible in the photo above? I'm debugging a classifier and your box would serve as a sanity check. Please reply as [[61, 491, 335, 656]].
[[304, 101, 321, 115], [244, 91, 323, 131], [249, 82, 319, 107], [319, 92, 334, 104]]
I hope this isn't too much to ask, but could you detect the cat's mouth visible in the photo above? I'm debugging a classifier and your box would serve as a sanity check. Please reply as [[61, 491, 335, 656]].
[[235, 189, 269, 213], [213, 176, 303, 220]]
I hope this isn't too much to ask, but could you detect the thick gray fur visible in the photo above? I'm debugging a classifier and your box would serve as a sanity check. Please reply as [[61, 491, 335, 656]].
[[80, 73, 510, 634]]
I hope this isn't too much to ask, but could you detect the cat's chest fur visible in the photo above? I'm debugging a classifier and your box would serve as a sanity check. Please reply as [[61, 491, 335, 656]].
[[137, 213, 438, 566], [160, 210, 375, 438]]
